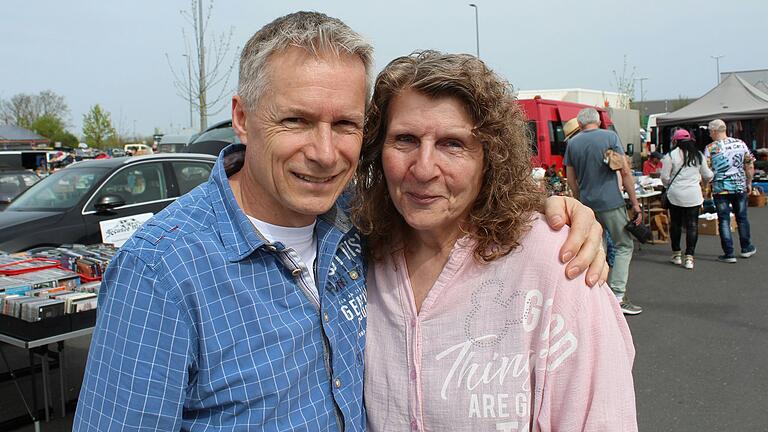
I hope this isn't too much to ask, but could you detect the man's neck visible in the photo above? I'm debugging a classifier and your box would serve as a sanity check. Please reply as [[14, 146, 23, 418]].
[[713, 132, 728, 142], [582, 124, 599, 131]]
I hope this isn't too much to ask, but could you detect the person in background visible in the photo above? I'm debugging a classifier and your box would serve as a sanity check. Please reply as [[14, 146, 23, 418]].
[[643, 151, 664, 175], [355, 50, 637, 432], [565, 108, 644, 315], [563, 117, 580, 142], [74, 12, 607, 431], [705, 119, 757, 263], [660, 130, 713, 269]]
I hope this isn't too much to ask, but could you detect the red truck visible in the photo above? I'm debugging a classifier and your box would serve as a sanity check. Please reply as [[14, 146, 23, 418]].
[[516, 97, 615, 172]]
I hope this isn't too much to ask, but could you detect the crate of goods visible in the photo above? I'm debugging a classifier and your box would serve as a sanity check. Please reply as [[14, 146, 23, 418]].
[[698, 213, 736, 236]]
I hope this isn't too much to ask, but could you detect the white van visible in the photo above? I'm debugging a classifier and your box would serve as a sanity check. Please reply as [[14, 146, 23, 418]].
[[124, 143, 154, 156]]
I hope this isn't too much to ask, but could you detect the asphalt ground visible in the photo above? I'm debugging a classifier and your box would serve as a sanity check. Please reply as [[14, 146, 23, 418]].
[[3, 206, 768, 431], [627, 205, 768, 431]]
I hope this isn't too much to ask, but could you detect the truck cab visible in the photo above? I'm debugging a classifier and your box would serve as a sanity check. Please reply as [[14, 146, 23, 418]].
[[516, 98, 615, 172]]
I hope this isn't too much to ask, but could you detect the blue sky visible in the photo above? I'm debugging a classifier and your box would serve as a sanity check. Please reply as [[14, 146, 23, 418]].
[[2, 0, 766, 137]]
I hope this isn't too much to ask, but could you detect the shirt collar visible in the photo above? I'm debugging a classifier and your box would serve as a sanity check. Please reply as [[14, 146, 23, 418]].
[[208, 143, 353, 262]]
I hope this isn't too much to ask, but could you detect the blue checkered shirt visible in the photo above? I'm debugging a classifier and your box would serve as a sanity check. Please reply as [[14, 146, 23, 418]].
[[74, 144, 367, 431]]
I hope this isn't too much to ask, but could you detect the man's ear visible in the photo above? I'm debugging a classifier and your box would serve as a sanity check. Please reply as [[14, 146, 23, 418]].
[[232, 95, 248, 145]]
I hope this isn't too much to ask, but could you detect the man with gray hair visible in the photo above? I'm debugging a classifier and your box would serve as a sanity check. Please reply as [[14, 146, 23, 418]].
[[705, 118, 756, 262], [74, 12, 607, 431], [565, 107, 644, 315]]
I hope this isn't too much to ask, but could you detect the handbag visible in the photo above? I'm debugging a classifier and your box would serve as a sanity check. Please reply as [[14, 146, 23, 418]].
[[603, 149, 625, 171], [660, 162, 684, 210], [625, 218, 653, 244]]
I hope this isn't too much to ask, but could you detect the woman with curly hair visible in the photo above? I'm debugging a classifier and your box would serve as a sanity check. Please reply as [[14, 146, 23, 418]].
[[353, 51, 637, 431]]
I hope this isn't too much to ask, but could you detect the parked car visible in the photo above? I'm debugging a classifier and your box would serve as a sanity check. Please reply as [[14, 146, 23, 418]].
[[0, 169, 41, 210], [124, 143, 154, 155], [158, 134, 192, 153], [0, 153, 216, 252], [108, 148, 126, 158], [184, 119, 238, 156]]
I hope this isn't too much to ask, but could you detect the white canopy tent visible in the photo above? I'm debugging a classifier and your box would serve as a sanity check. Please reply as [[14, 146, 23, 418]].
[[657, 74, 768, 125]]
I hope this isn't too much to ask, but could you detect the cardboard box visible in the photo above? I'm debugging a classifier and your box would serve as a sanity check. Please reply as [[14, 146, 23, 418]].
[[698, 214, 736, 236]]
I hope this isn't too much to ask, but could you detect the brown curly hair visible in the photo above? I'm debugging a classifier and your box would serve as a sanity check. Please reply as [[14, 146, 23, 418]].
[[351, 50, 544, 262]]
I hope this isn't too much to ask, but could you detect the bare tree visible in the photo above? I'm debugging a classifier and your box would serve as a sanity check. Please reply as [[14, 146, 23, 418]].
[[611, 55, 636, 109], [35, 90, 70, 121], [0, 93, 36, 127], [0, 90, 70, 127], [166, 0, 237, 131]]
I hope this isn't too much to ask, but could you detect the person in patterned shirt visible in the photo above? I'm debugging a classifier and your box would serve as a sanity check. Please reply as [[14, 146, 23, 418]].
[[705, 118, 757, 263]]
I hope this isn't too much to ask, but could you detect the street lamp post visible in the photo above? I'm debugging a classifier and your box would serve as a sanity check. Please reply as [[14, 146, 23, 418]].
[[182, 54, 194, 129], [468, 4, 480, 58], [634, 77, 649, 106], [711, 55, 724, 84]]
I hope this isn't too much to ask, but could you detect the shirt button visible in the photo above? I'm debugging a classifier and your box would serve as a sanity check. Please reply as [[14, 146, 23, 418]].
[[323, 312, 330, 323], [291, 268, 302, 277], [334, 378, 342, 388], [410, 318, 417, 328], [410, 369, 417, 380], [266, 245, 277, 252], [410, 419, 418, 430], [349, 270, 359, 280]]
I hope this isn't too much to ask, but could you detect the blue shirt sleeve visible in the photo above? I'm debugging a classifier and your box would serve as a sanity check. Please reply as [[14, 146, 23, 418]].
[[73, 250, 194, 431], [611, 131, 625, 155]]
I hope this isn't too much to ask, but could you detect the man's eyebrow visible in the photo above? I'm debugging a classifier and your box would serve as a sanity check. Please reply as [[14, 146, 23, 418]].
[[277, 107, 364, 124], [343, 112, 365, 124]]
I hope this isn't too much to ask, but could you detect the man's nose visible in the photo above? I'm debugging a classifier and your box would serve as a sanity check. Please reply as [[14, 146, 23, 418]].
[[307, 123, 336, 167]]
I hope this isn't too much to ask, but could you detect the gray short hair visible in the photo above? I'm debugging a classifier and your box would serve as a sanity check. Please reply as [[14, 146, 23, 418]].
[[708, 119, 726, 132], [238, 11, 374, 110], [577, 108, 600, 126]]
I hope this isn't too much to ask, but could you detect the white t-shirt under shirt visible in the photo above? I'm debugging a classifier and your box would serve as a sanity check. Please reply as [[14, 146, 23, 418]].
[[247, 216, 318, 299]]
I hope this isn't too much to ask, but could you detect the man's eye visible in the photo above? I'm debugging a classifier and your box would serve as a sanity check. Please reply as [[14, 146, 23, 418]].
[[335, 120, 361, 131], [283, 117, 305, 126], [395, 134, 416, 143]]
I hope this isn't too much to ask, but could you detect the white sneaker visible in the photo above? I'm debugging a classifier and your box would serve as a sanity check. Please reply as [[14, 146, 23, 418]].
[[670, 253, 682, 265], [683, 255, 694, 270]]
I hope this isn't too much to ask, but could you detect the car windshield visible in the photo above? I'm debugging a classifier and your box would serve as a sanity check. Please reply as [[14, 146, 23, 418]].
[[8, 166, 109, 211]]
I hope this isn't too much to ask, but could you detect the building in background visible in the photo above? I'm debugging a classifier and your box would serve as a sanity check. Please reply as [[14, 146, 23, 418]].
[[516, 88, 626, 109], [0, 125, 50, 150]]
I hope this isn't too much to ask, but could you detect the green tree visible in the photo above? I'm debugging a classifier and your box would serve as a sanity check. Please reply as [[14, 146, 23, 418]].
[[30, 114, 79, 147], [31, 114, 66, 139], [58, 131, 79, 147], [82, 104, 116, 149]]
